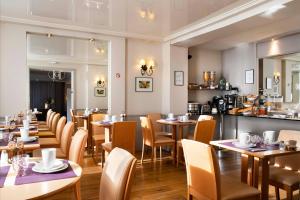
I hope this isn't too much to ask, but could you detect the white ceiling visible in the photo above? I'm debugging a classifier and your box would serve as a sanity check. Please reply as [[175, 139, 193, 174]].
[[174, 0, 300, 50]]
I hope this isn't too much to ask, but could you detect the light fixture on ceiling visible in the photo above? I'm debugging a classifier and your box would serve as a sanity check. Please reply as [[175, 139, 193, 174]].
[[261, 4, 286, 17], [47, 33, 52, 38], [140, 59, 154, 76], [48, 70, 65, 81]]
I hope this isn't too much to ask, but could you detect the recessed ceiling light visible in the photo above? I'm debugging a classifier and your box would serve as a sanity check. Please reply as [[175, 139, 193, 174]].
[[262, 4, 286, 17]]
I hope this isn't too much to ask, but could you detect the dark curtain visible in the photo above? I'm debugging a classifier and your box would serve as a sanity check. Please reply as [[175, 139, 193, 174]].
[[30, 81, 66, 116]]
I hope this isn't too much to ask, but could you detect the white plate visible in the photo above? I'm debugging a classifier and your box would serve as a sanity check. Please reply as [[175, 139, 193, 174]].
[[232, 142, 256, 148], [165, 118, 177, 121], [17, 136, 37, 142], [32, 160, 67, 173]]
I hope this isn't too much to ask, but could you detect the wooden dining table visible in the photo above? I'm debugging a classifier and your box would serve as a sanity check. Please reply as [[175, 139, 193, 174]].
[[0, 158, 82, 200], [156, 119, 197, 161], [90, 121, 113, 143], [210, 139, 300, 200]]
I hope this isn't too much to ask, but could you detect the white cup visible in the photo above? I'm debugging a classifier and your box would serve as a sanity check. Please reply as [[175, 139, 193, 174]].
[[34, 108, 38, 112], [23, 120, 29, 129], [168, 113, 174, 119], [20, 128, 29, 141], [111, 115, 117, 122], [239, 132, 251, 145], [211, 108, 218, 114], [104, 115, 111, 122], [182, 115, 188, 122], [26, 115, 32, 123], [263, 130, 276, 144], [41, 148, 56, 169]]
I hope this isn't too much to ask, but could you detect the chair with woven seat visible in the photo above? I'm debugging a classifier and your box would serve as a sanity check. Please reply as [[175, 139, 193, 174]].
[[99, 147, 137, 200], [177, 119, 216, 166], [38, 111, 56, 131], [90, 113, 106, 159], [147, 113, 172, 137], [68, 128, 88, 200], [182, 139, 260, 200], [33, 121, 74, 159], [38, 113, 60, 138], [269, 130, 300, 200], [39, 116, 66, 148], [140, 117, 175, 164], [101, 121, 137, 166]]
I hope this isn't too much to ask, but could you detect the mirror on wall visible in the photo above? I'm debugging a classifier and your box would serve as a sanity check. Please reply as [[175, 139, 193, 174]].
[[259, 53, 300, 103]]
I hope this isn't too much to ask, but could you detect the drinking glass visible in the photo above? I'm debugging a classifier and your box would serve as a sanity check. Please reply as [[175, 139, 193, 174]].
[[12, 154, 30, 176]]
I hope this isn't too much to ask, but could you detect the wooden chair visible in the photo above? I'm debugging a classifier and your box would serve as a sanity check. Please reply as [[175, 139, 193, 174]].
[[39, 116, 66, 148], [90, 113, 106, 159], [147, 113, 172, 137], [140, 117, 175, 164], [38, 113, 60, 138], [99, 147, 137, 200], [38, 109, 52, 126], [33, 122, 74, 159], [181, 139, 260, 200], [38, 111, 56, 131], [177, 119, 216, 166], [269, 130, 300, 200], [101, 121, 137, 166], [69, 128, 88, 200]]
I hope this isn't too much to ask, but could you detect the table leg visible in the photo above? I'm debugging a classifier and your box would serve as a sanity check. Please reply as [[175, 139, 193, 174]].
[[241, 153, 249, 183], [172, 125, 177, 162], [252, 157, 260, 188], [261, 158, 270, 200], [248, 156, 254, 186]]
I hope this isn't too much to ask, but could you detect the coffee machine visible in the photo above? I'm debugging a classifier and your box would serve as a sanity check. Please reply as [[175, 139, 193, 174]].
[[225, 94, 237, 110], [212, 96, 227, 113]]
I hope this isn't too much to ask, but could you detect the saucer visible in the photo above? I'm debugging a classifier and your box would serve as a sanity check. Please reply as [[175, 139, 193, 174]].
[[17, 136, 37, 142], [232, 142, 256, 148], [32, 160, 67, 173], [165, 118, 177, 121]]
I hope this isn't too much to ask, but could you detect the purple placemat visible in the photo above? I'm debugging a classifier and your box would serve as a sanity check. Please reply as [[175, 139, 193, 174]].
[[0, 166, 10, 188], [15, 160, 77, 185], [221, 141, 279, 151], [0, 138, 39, 147], [0, 139, 9, 147]]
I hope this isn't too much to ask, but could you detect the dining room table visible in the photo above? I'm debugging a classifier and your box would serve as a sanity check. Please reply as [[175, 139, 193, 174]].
[[90, 121, 113, 143], [0, 133, 40, 152], [210, 139, 300, 200], [0, 157, 82, 200], [156, 119, 197, 162]]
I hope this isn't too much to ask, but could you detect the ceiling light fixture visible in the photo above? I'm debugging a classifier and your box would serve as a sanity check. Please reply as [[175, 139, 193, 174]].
[[262, 4, 286, 17]]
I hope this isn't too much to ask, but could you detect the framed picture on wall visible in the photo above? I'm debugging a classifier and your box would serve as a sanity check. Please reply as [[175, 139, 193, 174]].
[[94, 87, 106, 97], [135, 77, 153, 92], [174, 71, 184, 86], [245, 69, 254, 84]]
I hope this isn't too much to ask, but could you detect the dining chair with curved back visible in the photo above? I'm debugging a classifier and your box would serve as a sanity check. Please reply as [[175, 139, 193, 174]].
[[177, 118, 216, 166], [38, 113, 60, 138], [182, 139, 260, 200], [38, 109, 52, 126], [38, 111, 56, 131], [140, 117, 175, 164], [101, 121, 137, 166], [269, 130, 300, 200], [147, 113, 172, 137], [90, 113, 106, 159], [39, 116, 67, 148], [68, 128, 88, 200], [99, 147, 137, 200]]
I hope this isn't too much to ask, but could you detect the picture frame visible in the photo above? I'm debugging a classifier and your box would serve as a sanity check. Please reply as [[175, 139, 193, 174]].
[[94, 87, 106, 97], [266, 77, 272, 89], [245, 69, 254, 84], [174, 71, 184, 86], [135, 77, 153, 92]]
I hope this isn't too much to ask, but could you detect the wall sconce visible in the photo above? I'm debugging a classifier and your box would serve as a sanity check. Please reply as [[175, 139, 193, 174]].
[[139, 9, 155, 20], [274, 72, 280, 84], [140, 59, 154, 76], [97, 80, 105, 88]]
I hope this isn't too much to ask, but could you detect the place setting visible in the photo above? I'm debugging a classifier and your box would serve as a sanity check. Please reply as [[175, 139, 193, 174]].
[[96, 114, 118, 125]]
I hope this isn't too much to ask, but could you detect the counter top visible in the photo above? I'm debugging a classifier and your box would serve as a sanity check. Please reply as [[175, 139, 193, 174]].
[[227, 113, 300, 121]]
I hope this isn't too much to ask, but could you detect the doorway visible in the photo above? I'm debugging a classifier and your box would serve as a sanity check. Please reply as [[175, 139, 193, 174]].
[[29, 69, 72, 120]]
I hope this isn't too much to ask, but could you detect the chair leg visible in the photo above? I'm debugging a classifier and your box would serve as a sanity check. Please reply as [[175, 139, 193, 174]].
[[275, 187, 280, 200], [95, 142, 99, 157], [154, 147, 157, 162], [101, 149, 105, 168], [141, 142, 145, 164], [176, 145, 180, 167], [286, 188, 293, 200], [74, 181, 81, 200], [160, 146, 162, 160]]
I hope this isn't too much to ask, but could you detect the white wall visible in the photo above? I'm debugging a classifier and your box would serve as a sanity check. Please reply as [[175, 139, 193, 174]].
[[126, 39, 162, 115], [222, 43, 257, 95]]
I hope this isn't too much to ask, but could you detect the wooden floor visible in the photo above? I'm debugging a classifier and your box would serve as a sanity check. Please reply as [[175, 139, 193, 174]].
[[45, 150, 299, 200]]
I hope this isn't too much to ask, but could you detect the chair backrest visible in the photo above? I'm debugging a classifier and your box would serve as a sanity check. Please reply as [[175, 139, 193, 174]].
[[112, 121, 137, 155], [55, 116, 67, 142], [193, 120, 216, 143], [51, 113, 61, 132], [99, 147, 137, 200], [48, 112, 56, 129], [140, 117, 155, 147], [275, 130, 300, 170], [45, 109, 52, 126], [198, 115, 214, 121], [70, 109, 75, 122], [182, 139, 220, 200], [147, 113, 162, 132], [89, 113, 106, 136], [69, 128, 88, 166], [60, 121, 74, 155]]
